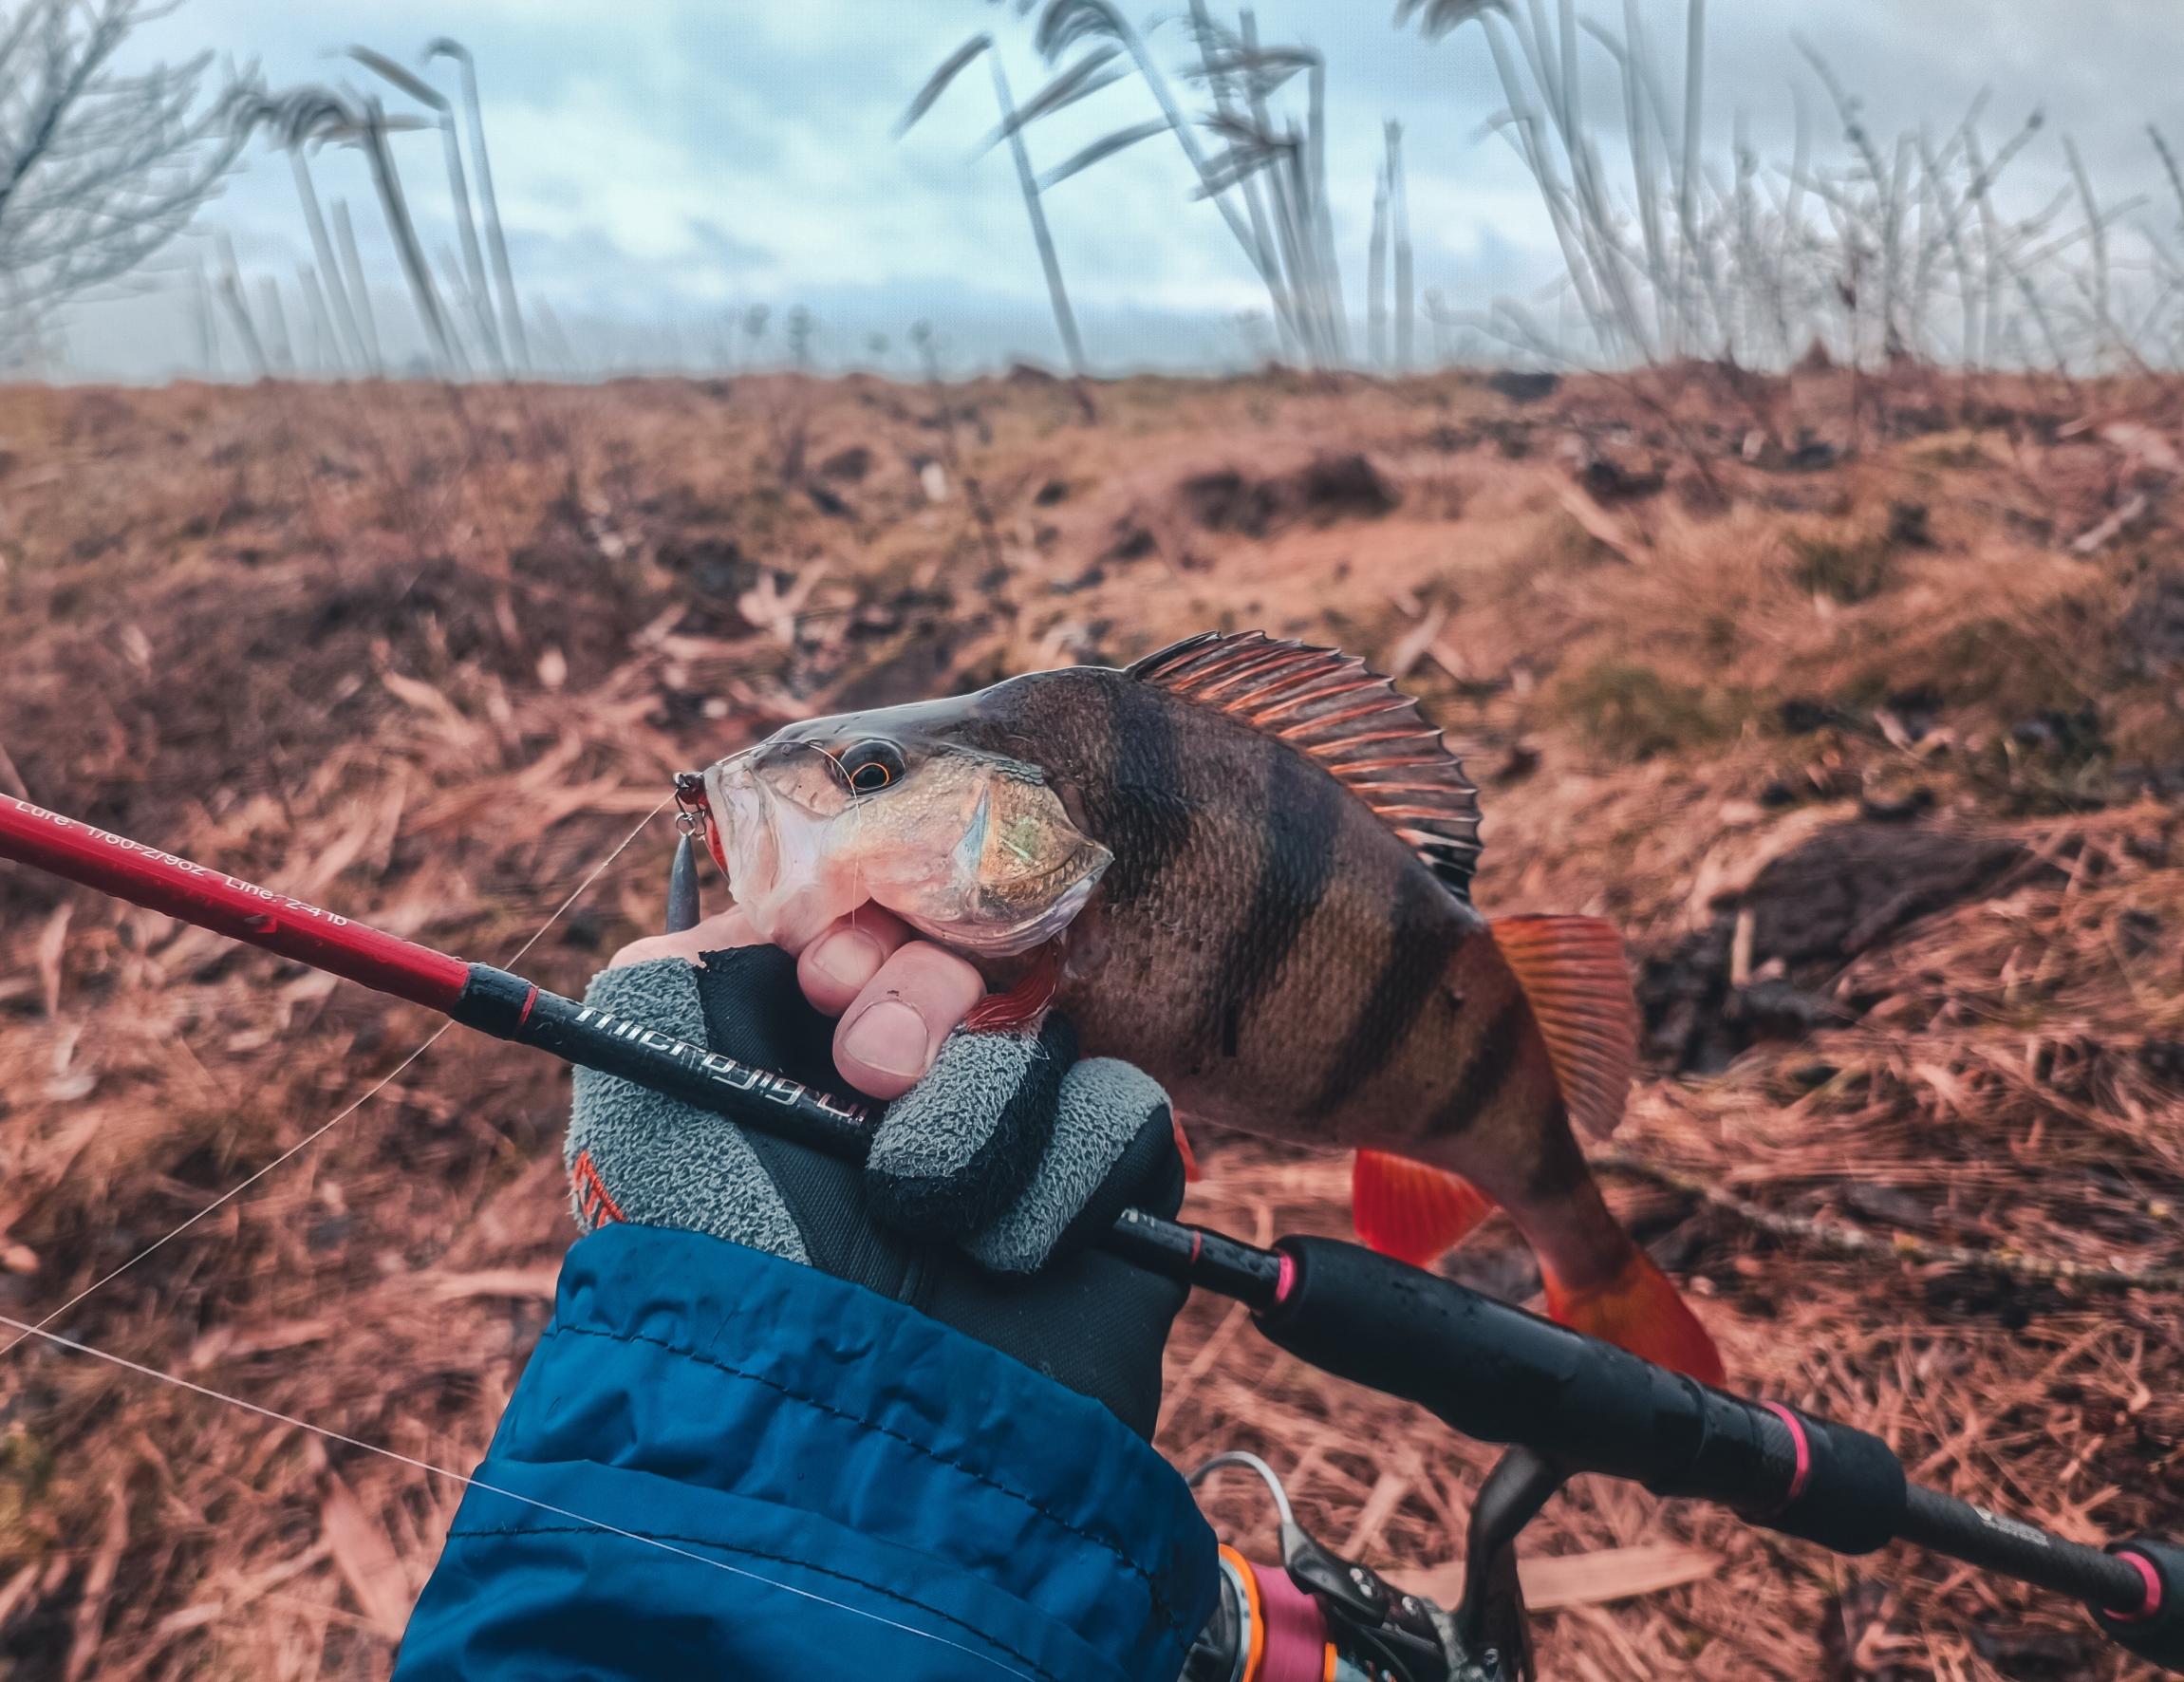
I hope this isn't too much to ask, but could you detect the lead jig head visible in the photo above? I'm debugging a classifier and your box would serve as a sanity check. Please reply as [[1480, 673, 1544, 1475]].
[[672, 769, 707, 836]]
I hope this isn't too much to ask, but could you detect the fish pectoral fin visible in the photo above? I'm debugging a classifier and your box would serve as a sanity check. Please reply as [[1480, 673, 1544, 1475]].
[[1352, 1149, 1497, 1265], [1490, 914, 1640, 1141], [961, 947, 1061, 1035], [1171, 1114, 1204, 1184]]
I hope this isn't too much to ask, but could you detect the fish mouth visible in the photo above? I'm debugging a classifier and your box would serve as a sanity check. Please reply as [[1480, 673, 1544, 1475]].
[[700, 753, 856, 949], [701, 757, 770, 902], [896, 862, 1106, 957]]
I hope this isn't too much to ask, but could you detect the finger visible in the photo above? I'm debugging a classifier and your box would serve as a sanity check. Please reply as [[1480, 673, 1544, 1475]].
[[607, 906, 763, 971], [796, 906, 916, 1017], [833, 942, 986, 1099]]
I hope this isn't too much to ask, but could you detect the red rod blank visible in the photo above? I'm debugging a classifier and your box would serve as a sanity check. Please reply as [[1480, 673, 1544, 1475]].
[[0, 795, 471, 1014]]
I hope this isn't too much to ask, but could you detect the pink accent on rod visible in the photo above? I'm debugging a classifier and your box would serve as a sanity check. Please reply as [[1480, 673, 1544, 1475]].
[[2108, 1550, 2162, 1623], [1764, 1402, 1813, 1504], [1275, 1252, 1297, 1304]]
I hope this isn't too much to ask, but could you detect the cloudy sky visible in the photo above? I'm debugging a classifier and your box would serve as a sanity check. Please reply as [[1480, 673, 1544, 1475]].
[[52, 0, 2184, 378]]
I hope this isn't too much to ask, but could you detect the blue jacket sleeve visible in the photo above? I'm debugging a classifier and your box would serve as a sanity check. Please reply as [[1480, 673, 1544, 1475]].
[[393, 1224, 1220, 1682]]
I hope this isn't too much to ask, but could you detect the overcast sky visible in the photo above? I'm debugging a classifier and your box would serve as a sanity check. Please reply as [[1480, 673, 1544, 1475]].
[[50, 0, 2184, 379]]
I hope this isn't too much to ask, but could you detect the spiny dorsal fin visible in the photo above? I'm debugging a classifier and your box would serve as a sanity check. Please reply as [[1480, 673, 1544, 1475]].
[[1488, 913, 1638, 1140], [1127, 630, 1483, 901]]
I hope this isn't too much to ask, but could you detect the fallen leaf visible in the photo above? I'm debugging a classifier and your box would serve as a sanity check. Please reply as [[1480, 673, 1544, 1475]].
[[2099, 421, 2181, 475], [1341, 1468, 1411, 1558], [1385, 604, 1449, 681], [1406, 1542, 1722, 1613], [1555, 482, 1639, 562], [64, 1478, 128, 1682], [187, 1318, 336, 1372], [35, 902, 71, 1018], [320, 1467, 410, 1640], [2071, 492, 2149, 555], [426, 1266, 560, 1302]]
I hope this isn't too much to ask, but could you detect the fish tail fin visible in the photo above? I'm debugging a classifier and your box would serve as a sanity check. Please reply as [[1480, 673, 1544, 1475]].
[[1543, 1241, 1725, 1386], [1352, 1149, 1498, 1265], [1489, 914, 1639, 1139]]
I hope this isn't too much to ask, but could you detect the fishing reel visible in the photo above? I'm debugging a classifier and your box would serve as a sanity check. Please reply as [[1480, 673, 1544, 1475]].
[[1181, 1451, 1540, 1682]]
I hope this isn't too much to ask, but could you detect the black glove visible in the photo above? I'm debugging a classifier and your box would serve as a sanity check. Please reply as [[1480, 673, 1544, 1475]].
[[565, 944, 1190, 1438]]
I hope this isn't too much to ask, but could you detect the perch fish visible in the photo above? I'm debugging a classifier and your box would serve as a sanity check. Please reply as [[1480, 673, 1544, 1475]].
[[692, 631, 1724, 1383]]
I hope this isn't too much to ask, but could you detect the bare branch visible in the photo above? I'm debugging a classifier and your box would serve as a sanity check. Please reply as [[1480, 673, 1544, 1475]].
[[0, 0, 255, 355]]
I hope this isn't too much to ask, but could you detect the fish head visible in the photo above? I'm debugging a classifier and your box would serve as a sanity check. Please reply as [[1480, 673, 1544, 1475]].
[[700, 695, 1111, 956]]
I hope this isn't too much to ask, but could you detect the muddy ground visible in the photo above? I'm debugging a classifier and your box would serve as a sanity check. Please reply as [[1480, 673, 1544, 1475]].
[[2, 361, 2182, 1678]]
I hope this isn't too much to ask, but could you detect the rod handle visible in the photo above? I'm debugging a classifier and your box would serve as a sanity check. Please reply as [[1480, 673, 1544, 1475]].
[[1252, 1237, 1871, 1524]]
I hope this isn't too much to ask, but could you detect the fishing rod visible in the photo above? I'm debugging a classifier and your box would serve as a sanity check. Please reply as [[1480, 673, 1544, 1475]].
[[2, 790, 2179, 1679]]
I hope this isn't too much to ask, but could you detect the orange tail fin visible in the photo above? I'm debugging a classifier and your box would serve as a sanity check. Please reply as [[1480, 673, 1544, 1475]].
[[1543, 1247, 1725, 1386], [1353, 1150, 1497, 1266]]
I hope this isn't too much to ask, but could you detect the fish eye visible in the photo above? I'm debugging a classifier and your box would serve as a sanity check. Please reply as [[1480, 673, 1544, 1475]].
[[837, 738, 905, 794]]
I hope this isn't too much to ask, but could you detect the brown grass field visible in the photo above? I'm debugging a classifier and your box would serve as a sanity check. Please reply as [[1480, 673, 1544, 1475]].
[[1, 361, 2182, 1679]]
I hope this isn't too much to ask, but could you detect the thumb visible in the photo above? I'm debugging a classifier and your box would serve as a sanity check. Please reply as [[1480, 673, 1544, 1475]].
[[864, 1013, 1075, 1241]]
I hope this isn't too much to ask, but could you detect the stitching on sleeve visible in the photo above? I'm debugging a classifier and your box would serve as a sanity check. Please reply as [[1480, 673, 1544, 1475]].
[[533, 1321, 1192, 1643], [445, 1520, 1065, 1682]]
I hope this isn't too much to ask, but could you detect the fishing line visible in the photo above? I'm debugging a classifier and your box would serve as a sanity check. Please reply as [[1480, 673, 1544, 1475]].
[[0, 1310, 1036, 1680], [0, 798, 1021, 1668], [0, 798, 668, 1361]]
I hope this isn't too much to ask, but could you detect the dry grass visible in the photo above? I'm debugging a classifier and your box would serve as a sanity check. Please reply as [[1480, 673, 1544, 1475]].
[[2, 362, 2182, 1678]]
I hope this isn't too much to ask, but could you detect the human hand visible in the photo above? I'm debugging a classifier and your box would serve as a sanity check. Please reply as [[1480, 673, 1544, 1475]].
[[564, 903, 1189, 1433], [604, 903, 986, 1100]]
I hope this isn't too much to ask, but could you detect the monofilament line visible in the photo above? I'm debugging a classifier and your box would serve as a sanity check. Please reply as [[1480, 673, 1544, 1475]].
[[0, 1025, 454, 1367], [0, 1310, 1036, 1680], [0, 800, 1023, 1667], [0, 798, 667, 1361]]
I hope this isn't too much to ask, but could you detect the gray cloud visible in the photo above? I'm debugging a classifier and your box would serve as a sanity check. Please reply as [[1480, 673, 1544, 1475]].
[[47, 0, 2184, 378]]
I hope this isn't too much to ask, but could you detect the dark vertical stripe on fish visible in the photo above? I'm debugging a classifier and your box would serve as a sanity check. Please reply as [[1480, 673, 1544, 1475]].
[[1087, 675, 1193, 908], [1523, 1112, 1589, 1201], [1429, 994, 1529, 1137], [1307, 868, 1455, 1114], [1201, 744, 1343, 1057]]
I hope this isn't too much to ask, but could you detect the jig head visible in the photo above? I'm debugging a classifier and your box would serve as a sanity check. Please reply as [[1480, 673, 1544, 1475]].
[[672, 769, 708, 835]]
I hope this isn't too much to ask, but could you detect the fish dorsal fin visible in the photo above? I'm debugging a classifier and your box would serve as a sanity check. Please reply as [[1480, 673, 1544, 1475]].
[[1488, 914, 1638, 1140], [1127, 630, 1483, 902]]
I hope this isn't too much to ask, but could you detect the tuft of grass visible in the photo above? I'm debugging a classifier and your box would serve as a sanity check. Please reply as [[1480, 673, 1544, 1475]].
[[1559, 659, 1738, 761], [0, 1429, 55, 1540], [1789, 533, 1895, 604], [1928, 613, 2098, 719]]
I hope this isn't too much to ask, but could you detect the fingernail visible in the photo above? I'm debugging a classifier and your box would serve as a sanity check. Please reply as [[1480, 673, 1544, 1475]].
[[809, 926, 884, 991], [843, 1000, 931, 1079]]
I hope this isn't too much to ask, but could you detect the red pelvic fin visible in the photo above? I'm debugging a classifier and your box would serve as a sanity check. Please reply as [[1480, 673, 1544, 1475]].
[[1489, 914, 1640, 1140], [1352, 1149, 1498, 1266], [1543, 1248, 1725, 1386], [962, 947, 1060, 1035]]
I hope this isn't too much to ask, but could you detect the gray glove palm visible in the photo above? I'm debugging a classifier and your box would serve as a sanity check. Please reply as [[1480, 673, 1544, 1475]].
[[564, 943, 1189, 1435]]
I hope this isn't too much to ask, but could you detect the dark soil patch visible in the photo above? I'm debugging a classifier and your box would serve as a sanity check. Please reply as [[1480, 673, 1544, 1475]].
[[1177, 452, 1399, 538], [1639, 821, 2045, 1072]]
